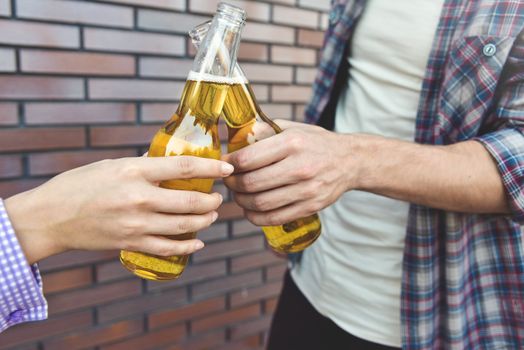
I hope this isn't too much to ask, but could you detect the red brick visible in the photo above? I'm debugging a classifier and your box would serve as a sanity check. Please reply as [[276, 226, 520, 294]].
[[261, 0, 294, 3], [97, 259, 134, 283], [98, 287, 187, 323], [47, 279, 141, 315], [231, 250, 283, 273], [149, 296, 226, 329], [0, 155, 22, 179], [193, 236, 265, 263], [166, 330, 225, 350], [192, 270, 263, 300], [16, 0, 133, 28], [0, 127, 85, 152], [43, 266, 93, 294], [232, 219, 261, 237], [259, 104, 293, 120], [29, 149, 136, 176], [265, 297, 279, 314], [21, 50, 135, 76], [0, 19, 79, 48], [0, 103, 18, 125], [230, 280, 282, 308], [139, 57, 192, 79], [192, 304, 260, 333], [141, 103, 177, 122], [298, 29, 325, 48], [26, 102, 136, 125], [85, 28, 185, 55], [295, 104, 307, 121], [198, 221, 228, 242], [0, 311, 92, 349], [299, 0, 331, 11], [217, 201, 244, 221], [266, 263, 287, 282], [271, 85, 311, 103], [190, 0, 270, 21], [251, 84, 269, 102], [230, 314, 272, 340], [0, 76, 83, 99], [138, 9, 209, 34], [272, 46, 317, 66], [40, 250, 118, 272], [0, 48, 15, 72], [242, 64, 292, 83], [89, 79, 185, 100], [43, 319, 143, 350], [0, 179, 46, 198], [101, 324, 186, 350], [238, 43, 268, 62], [296, 67, 317, 84], [0, 0, 10, 16], [90, 125, 159, 147], [101, 0, 185, 11], [273, 5, 319, 29], [215, 335, 262, 350], [147, 260, 227, 291], [243, 23, 294, 45]]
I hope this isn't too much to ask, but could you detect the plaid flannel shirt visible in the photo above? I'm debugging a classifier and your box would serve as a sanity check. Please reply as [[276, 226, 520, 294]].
[[305, 0, 524, 349]]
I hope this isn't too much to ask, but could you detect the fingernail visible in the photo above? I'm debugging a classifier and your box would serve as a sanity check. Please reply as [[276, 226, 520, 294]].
[[212, 211, 219, 222], [194, 241, 204, 250], [215, 193, 224, 204], [221, 163, 234, 175]]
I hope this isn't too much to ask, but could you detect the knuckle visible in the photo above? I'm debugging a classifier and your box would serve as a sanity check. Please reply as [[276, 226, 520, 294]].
[[294, 165, 314, 181], [176, 157, 195, 177], [266, 213, 283, 227], [235, 151, 251, 170], [119, 160, 142, 179], [302, 183, 318, 199], [240, 174, 256, 192], [252, 195, 269, 211], [121, 218, 145, 237], [286, 133, 305, 152], [185, 192, 200, 211], [175, 218, 192, 233]]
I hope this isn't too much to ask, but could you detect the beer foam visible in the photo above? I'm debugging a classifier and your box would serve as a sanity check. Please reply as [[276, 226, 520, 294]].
[[187, 71, 247, 85]]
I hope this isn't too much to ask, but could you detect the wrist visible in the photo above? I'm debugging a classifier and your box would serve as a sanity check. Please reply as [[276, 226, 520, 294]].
[[344, 133, 386, 192], [4, 190, 63, 264]]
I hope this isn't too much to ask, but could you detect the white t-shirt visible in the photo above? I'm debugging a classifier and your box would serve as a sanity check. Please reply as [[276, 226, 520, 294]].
[[291, 0, 444, 347]]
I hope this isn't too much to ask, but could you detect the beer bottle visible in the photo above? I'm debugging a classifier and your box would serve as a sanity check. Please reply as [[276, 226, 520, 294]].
[[120, 3, 246, 281], [189, 22, 321, 254]]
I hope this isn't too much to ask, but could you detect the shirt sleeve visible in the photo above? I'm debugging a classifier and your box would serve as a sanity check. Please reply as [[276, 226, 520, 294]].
[[0, 198, 47, 333], [474, 30, 524, 223]]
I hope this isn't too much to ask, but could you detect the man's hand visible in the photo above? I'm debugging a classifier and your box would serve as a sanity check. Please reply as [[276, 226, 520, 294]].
[[223, 120, 356, 226], [4, 156, 234, 264]]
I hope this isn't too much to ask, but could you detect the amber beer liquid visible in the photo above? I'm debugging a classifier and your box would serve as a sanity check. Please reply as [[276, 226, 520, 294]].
[[222, 81, 322, 253], [120, 73, 243, 280]]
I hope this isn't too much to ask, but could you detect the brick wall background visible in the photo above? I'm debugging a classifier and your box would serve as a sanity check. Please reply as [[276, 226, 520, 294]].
[[0, 0, 328, 348]]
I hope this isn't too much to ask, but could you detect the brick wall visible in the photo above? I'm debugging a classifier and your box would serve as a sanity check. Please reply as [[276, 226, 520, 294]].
[[0, 0, 328, 348]]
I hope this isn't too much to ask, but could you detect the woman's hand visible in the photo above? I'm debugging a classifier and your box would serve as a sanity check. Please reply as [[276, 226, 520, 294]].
[[5, 156, 234, 264]]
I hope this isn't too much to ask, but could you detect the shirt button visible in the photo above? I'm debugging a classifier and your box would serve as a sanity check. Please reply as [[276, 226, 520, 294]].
[[483, 43, 497, 57]]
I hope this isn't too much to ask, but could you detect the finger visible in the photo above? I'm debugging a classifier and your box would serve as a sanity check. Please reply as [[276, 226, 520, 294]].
[[273, 119, 309, 130], [224, 158, 301, 193], [244, 202, 316, 227], [138, 156, 234, 182], [148, 189, 223, 214], [233, 182, 309, 212], [134, 236, 205, 257], [144, 211, 218, 235], [222, 133, 289, 173]]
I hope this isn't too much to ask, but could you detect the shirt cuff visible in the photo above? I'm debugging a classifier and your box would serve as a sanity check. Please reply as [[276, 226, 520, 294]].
[[0, 198, 48, 332], [475, 127, 524, 223]]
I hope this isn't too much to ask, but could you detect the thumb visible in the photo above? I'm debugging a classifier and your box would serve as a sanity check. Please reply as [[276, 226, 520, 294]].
[[273, 119, 309, 130]]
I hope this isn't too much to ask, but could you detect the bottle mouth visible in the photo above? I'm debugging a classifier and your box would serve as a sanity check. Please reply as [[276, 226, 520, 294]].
[[188, 20, 211, 43], [217, 2, 247, 26]]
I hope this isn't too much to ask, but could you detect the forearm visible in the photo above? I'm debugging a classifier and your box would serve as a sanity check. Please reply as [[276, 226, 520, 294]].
[[351, 134, 510, 214]]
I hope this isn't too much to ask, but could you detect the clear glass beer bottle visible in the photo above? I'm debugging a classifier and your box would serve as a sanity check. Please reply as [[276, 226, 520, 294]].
[[120, 3, 246, 281], [189, 22, 322, 254]]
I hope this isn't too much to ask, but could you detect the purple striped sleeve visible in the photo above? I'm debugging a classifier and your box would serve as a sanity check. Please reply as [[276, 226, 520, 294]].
[[0, 198, 47, 333]]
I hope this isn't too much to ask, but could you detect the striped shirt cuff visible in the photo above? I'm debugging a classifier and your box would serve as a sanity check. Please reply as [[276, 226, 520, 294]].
[[0, 198, 48, 333]]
